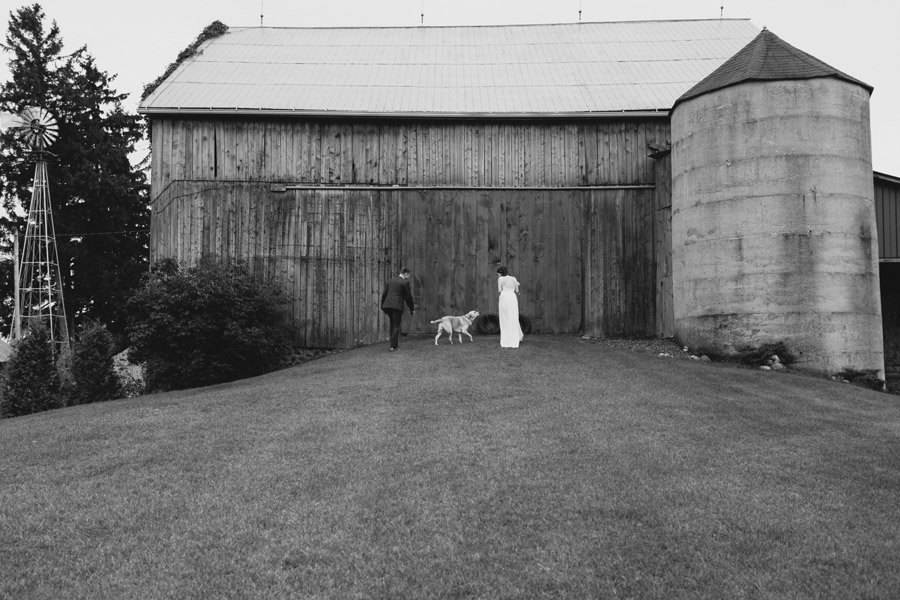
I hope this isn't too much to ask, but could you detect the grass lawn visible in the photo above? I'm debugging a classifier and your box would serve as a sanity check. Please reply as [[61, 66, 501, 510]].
[[1, 334, 899, 599]]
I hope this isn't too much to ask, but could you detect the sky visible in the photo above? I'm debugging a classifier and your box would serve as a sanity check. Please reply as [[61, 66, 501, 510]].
[[1, 0, 898, 174]]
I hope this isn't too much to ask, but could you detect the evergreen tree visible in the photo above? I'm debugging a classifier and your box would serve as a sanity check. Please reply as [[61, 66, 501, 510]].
[[0, 4, 149, 338], [68, 320, 120, 405], [0, 325, 62, 418]]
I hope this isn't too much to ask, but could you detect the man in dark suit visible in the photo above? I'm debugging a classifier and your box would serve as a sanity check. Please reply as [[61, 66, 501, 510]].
[[381, 267, 415, 351]]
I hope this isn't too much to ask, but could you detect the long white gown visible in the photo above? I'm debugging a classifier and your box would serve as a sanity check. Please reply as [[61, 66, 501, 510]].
[[498, 275, 524, 348]]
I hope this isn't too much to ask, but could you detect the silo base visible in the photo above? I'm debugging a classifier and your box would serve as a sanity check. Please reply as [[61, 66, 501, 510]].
[[676, 311, 885, 378]]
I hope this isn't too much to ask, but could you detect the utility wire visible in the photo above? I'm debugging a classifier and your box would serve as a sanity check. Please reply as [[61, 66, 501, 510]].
[[55, 230, 149, 237]]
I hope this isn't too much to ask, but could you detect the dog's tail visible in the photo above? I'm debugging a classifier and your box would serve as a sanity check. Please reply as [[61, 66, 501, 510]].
[[430, 319, 442, 324]]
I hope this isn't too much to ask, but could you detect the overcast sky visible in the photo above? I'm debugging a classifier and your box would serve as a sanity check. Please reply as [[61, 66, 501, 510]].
[[2, 0, 897, 173]]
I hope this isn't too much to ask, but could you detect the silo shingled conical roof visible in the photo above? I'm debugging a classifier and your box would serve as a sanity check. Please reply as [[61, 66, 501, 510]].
[[673, 28, 873, 109]]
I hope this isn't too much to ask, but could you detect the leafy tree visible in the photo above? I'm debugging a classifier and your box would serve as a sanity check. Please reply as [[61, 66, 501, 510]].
[[126, 257, 292, 393], [0, 4, 149, 338], [66, 320, 120, 405], [0, 324, 61, 418]]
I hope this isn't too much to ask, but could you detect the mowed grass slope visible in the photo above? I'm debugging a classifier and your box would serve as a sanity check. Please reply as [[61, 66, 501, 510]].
[[1, 335, 899, 600]]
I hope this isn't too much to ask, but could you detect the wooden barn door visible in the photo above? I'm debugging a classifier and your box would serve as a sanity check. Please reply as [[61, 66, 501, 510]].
[[583, 188, 658, 337], [285, 189, 399, 347], [400, 189, 584, 334]]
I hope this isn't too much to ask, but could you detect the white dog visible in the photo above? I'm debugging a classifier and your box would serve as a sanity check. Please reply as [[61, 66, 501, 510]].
[[431, 310, 480, 344]]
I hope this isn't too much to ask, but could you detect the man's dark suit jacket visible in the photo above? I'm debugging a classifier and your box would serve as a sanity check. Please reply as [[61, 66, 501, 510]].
[[381, 276, 415, 314]]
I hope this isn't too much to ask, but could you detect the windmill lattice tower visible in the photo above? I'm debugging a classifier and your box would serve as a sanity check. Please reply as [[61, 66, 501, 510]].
[[13, 107, 69, 354]]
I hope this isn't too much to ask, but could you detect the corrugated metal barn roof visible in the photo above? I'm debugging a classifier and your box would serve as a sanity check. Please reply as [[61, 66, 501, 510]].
[[139, 19, 760, 117]]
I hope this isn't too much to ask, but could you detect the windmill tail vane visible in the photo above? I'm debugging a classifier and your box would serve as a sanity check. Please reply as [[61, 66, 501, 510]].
[[2, 106, 69, 353]]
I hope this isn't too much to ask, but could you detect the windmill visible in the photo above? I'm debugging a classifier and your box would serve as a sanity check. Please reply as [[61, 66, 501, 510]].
[[0, 106, 69, 355]]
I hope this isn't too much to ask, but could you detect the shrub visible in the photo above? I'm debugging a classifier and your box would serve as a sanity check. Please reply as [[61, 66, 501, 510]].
[[112, 350, 146, 398], [67, 322, 121, 405], [837, 368, 885, 391], [0, 326, 62, 418], [56, 344, 75, 406], [125, 257, 292, 392], [117, 370, 146, 398]]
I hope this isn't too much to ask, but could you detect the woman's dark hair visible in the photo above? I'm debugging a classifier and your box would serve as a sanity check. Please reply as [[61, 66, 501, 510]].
[[496, 266, 508, 276]]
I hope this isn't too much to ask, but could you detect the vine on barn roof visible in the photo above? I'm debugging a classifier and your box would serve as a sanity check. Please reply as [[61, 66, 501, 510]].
[[141, 20, 229, 101]]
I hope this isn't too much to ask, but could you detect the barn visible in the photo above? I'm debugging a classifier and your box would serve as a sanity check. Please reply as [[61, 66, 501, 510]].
[[876, 171, 900, 388], [138, 19, 889, 380]]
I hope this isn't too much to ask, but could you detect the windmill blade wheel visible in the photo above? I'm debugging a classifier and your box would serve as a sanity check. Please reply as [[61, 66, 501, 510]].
[[21, 106, 58, 150]]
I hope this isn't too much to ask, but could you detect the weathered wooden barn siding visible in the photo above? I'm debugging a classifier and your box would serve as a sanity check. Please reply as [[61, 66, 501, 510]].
[[875, 176, 900, 260], [151, 180, 399, 347], [582, 188, 658, 338], [149, 116, 670, 347], [150, 117, 668, 189], [875, 175, 900, 390], [400, 190, 585, 334], [653, 153, 674, 337]]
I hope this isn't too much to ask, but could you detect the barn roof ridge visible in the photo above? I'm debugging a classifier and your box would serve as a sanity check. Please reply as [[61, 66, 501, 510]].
[[224, 18, 753, 32]]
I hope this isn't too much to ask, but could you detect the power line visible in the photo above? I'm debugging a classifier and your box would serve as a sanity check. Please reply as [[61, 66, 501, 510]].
[[55, 229, 149, 237]]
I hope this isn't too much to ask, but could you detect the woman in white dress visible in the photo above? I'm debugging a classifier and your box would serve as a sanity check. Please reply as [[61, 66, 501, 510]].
[[496, 266, 524, 348]]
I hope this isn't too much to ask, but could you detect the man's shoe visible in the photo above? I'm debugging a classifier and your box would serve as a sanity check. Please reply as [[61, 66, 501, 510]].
[[389, 347, 396, 352]]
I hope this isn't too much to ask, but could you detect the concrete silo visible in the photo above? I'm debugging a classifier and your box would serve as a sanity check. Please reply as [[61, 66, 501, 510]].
[[670, 29, 884, 377]]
